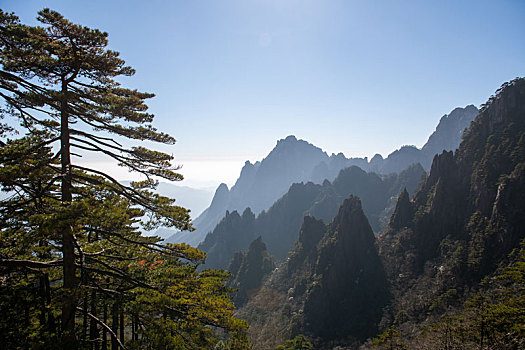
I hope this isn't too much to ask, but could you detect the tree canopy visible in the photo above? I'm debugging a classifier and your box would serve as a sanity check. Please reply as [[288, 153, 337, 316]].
[[0, 9, 248, 349]]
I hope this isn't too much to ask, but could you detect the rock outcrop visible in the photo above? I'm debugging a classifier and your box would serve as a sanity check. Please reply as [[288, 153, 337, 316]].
[[237, 197, 389, 349], [228, 236, 275, 307], [198, 163, 425, 270], [166, 105, 477, 246], [379, 78, 525, 325], [302, 197, 389, 343]]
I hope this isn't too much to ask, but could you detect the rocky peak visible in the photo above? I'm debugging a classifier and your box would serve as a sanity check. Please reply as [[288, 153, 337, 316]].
[[327, 196, 367, 235], [210, 183, 230, 207], [429, 150, 455, 181], [296, 216, 326, 256], [388, 188, 414, 231], [228, 236, 275, 306], [371, 153, 383, 163], [481, 78, 525, 133], [302, 196, 389, 343], [414, 150, 457, 208], [422, 105, 478, 161], [241, 207, 255, 221], [270, 135, 327, 160], [246, 236, 266, 256]]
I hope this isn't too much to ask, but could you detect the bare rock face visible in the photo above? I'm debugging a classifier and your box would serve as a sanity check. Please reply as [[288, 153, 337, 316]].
[[491, 162, 525, 255], [303, 197, 389, 343], [198, 164, 424, 271], [201, 208, 257, 270], [421, 104, 478, 168], [168, 105, 476, 247], [379, 78, 525, 326], [235, 197, 389, 349], [387, 188, 414, 231], [228, 236, 275, 307]]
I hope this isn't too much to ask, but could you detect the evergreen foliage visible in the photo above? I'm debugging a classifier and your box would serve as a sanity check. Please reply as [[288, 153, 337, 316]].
[[377, 78, 525, 348], [0, 9, 248, 349], [407, 239, 525, 349], [237, 197, 389, 349], [240, 79, 524, 349], [275, 334, 313, 350], [200, 163, 425, 271]]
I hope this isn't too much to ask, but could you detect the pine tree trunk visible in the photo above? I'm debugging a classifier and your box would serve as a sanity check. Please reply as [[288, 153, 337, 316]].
[[43, 273, 56, 334], [102, 302, 108, 350], [39, 274, 47, 327], [131, 317, 134, 342], [111, 302, 119, 350], [90, 290, 99, 350], [135, 316, 139, 340], [60, 80, 77, 346], [82, 292, 88, 340], [119, 308, 124, 343]]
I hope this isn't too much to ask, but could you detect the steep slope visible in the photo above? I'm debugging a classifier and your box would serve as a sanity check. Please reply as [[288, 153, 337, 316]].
[[303, 197, 390, 343], [166, 106, 476, 246], [198, 164, 424, 270], [227, 236, 275, 307], [378, 78, 525, 337], [201, 207, 256, 270], [237, 197, 389, 349], [166, 136, 332, 245], [369, 105, 478, 174], [234, 81, 521, 348], [165, 183, 230, 246], [421, 104, 479, 168]]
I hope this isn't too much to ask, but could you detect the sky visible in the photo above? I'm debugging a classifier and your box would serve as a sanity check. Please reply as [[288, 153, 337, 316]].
[[1, 0, 524, 188]]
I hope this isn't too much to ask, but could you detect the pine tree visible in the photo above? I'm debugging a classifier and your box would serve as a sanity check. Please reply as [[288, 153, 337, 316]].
[[0, 9, 248, 349]]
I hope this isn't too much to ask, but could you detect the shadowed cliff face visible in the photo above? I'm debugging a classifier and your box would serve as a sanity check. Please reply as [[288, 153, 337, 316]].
[[237, 197, 389, 349], [421, 105, 479, 168], [167, 105, 476, 247], [236, 79, 523, 349], [379, 78, 525, 323], [303, 197, 390, 343], [198, 163, 424, 271], [201, 208, 256, 269], [228, 236, 275, 307], [387, 188, 414, 231]]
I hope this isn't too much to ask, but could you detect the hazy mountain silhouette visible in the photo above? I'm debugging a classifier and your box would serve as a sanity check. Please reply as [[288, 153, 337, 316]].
[[165, 105, 477, 246], [197, 163, 424, 270], [119, 182, 213, 240], [166, 136, 366, 246], [237, 80, 524, 349], [379, 79, 525, 327], [236, 197, 389, 348]]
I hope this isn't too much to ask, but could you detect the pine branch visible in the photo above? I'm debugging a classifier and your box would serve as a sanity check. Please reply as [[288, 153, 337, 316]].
[[0, 258, 63, 269]]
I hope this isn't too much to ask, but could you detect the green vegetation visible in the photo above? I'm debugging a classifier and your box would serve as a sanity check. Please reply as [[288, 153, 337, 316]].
[[369, 239, 525, 349], [0, 9, 247, 349], [374, 78, 525, 349], [415, 240, 525, 349], [275, 335, 313, 350], [369, 328, 407, 350], [1, 6, 523, 350]]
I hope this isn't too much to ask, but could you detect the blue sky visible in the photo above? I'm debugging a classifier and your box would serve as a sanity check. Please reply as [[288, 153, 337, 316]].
[[1, 0, 524, 187]]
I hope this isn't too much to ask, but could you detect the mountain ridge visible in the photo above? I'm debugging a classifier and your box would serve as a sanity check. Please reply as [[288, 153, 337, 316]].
[[197, 163, 425, 270], [236, 79, 524, 349], [165, 105, 477, 246]]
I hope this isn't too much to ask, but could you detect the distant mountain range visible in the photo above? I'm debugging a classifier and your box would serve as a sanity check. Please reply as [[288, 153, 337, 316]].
[[133, 182, 213, 240], [164, 105, 477, 246], [198, 163, 424, 270], [237, 79, 525, 348]]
